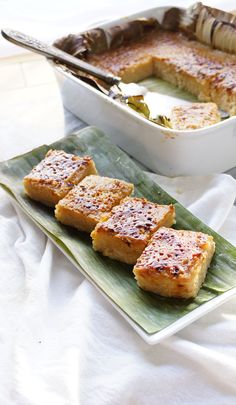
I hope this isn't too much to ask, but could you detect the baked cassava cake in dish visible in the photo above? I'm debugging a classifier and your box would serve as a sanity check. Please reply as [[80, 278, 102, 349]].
[[86, 30, 236, 116], [55, 175, 134, 232], [23, 150, 97, 207], [54, 3, 236, 117], [91, 197, 175, 264], [133, 227, 215, 299]]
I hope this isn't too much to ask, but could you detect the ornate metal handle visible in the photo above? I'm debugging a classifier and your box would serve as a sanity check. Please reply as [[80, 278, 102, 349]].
[[1, 28, 121, 86]]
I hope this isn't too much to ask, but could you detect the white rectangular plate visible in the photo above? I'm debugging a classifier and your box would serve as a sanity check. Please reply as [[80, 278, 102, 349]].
[[1, 127, 236, 344]]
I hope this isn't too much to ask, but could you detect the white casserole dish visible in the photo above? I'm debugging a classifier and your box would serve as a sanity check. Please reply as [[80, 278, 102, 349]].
[[51, 6, 236, 177]]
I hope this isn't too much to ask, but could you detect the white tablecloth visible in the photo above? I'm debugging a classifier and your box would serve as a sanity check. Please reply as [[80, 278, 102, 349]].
[[1, 0, 236, 403]]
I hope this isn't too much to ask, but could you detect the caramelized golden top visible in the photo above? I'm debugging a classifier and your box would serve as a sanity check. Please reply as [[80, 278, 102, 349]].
[[170, 102, 220, 130], [87, 29, 160, 75], [87, 30, 236, 92], [59, 175, 134, 218], [96, 197, 174, 241], [135, 227, 212, 278], [25, 149, 93, 185]]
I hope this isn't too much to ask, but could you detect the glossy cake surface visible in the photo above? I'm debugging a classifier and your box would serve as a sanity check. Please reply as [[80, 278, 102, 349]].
[[87, 30, 236, 115], [23, 149, 97, 206], [55, 175, 134, 232], [133, 227, 215, 298], [91, 197, 175, 264]]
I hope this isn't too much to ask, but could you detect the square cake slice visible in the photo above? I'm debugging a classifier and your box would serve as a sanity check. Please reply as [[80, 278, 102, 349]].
[[133, 227, 215, 298], [91, 197, 175, 264], [24, 149, 97, 206], [55, 175, 134, 232], [170, 103, 221, 130]]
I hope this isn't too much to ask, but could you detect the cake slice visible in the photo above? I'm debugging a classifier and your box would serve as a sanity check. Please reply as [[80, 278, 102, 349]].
[[133, 227, 215, 298], [55, 175, 134, 232], [170, 102, 221, 130], [24, 149, 97, 206], [91, 197, 175, 264]]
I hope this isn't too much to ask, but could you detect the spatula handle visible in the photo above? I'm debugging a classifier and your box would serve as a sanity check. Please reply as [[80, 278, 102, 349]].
[[1, 28, 121, 86]]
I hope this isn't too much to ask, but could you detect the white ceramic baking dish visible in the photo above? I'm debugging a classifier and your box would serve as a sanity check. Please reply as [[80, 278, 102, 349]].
[[51, 5, 236, 177]]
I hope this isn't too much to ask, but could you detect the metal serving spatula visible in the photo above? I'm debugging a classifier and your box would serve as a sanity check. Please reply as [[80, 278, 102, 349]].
[[1, 28, 147, 98]]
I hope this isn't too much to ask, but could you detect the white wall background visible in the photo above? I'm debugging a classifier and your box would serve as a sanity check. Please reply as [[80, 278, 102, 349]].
[[0, 0, 235, 57]]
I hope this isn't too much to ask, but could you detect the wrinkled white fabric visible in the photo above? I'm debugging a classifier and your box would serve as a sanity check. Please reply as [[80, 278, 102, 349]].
[[0, 172, 236, 405]]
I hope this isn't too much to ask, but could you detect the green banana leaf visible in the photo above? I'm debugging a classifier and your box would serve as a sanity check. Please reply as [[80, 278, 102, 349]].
[[0, 127, 236, 335], [139, 76, 198, 102]]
